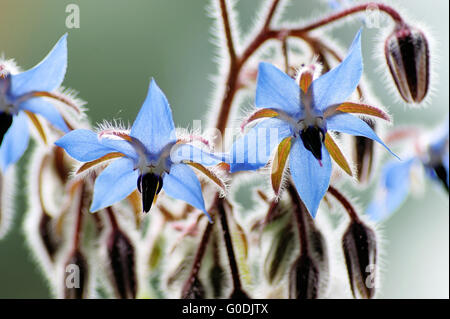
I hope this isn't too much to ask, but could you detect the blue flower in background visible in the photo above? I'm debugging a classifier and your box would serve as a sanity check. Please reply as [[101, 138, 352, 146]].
[[0, 34, 70, 172], [56, 79, 224, 220], [229, 29, 396, 218], [367, 119, 449, 222]]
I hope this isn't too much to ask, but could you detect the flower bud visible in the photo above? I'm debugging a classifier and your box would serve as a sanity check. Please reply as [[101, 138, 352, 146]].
[[181, 276, 206, 299], [38, 211, 60, 259], [107, 229, 137, 299], [63, 249, 88, 299], [289, 254, 320, 299], [385, 24, 430, 103], [342, 220, 377, 299], [354, 119, 375, 183]]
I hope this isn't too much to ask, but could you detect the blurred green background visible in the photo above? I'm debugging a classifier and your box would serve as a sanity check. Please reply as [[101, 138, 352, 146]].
[[0, 0, 448, 298]]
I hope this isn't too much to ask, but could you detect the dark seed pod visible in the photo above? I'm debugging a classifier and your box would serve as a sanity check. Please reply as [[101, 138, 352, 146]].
[[107, 228, 137, 299], [289, 254, 320, 299], [385, 23, 430, 103], [342, 220, 377, 299], [63, 249, 88, 299]]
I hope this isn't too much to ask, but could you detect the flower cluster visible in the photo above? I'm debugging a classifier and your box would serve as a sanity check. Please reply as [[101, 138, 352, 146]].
[[0, 0, 447, 299]]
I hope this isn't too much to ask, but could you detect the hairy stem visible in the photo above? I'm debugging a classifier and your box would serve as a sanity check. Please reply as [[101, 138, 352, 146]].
[[287, 181, 309, 254], [327, 185, 360, 222]]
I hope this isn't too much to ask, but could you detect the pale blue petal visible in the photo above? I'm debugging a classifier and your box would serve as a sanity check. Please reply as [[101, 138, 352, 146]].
[[19, 98, 69, 132], [312, 29, 363, 111], [10, 34, 67, 97], [0, 112, 30, 172], [163, 163, 211, 221], [366, 158, 416, 221], [90, 157, 139, 212], [289, 139, 332, 218], [169, 144, 228, 166], [326, 112, 398, 159], [229, 118, 293, 173], [256, 62, 302, 117], [55, 129, 138, 162], [130, 79, 177, 156]]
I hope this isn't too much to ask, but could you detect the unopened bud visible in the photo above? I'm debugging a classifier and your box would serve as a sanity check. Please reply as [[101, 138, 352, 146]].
[[107, 229, 137, 299], [385, 24, 430, 103], [354, 119, 375, 183], [289, 254, 320, 299], [342, 220, 377, 299], [64, 249, 88, 299], [181, 276, 206, 299]]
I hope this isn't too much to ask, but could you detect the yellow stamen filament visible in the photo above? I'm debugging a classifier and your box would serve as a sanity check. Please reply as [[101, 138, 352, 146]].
[[76, 152, 125, 174], [185, 161, 226, 191], [271, 136, 292, 196], [30, 91, 81, 114], [325, 102, 390, 121], [324, 133, 352, 176], [24, 111, 47, 144], [241, 108, 279, 132]]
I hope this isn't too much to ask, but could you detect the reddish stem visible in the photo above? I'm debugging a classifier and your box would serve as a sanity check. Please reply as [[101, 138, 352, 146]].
[[327, 185, 360, 222]]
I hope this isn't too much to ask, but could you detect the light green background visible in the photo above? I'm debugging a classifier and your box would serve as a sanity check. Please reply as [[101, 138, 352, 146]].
[[0, 0, 448, 298]]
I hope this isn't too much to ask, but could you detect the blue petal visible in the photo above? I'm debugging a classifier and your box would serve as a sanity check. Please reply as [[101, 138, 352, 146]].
[[326, 112, 398, 159], [90, 157, 138, 212], [10, 34, 67, 97], [366, 158, 416, 221], [312, 29, 363, 111], [169, 144, 228, 166], [130, 79, 177, 156], [229, 118, 293, 173], [163, 163, 211, 221], [55, 129, 137, 162], [0, 112, 30, 172], [19, 97, 69, 132], [256, 62, 302, 117], [289, 139, 332, 218]]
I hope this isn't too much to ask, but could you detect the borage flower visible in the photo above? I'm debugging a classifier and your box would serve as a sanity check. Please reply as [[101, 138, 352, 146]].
[[0, 34, 78, 172], [56, 79, 225, 221], [229, 29, 397, 217], [367, 118, 449, 221]]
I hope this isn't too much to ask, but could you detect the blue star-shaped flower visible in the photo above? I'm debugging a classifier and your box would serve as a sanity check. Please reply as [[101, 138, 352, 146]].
[[0, 34, 70, 172], [56, 79, 224, 221], [229, 29, 397, 218], [367, 119, 449, 221]]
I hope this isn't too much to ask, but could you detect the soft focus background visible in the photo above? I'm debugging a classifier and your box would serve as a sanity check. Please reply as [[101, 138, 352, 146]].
[[0, 0, 448, 298]]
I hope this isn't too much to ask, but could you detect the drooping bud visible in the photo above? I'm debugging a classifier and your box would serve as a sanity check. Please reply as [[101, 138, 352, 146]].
[[63, 249, 89, 299], [342, 220, 377, 299], [385, 23, 430, 103], [182, 276, 206, 299], [137, 173, 163, 213], [286, 183, 330, 299], [354, 119, 375, 183], [264, 223, 295, 284], [107, 228, 137, 299], [289, 254, 320, 299], [38, 211, 61, 259]]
